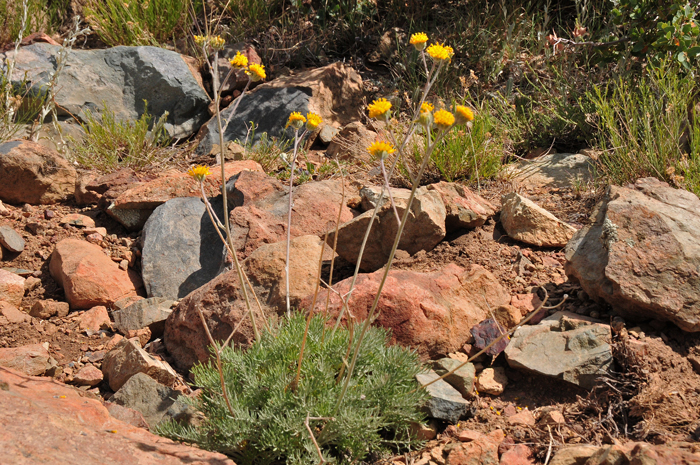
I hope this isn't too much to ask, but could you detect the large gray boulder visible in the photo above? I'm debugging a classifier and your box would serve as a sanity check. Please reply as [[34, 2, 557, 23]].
[[505, 311, 612, 389], [565, 177, 700, 331], [195, 62, 364, 154], [141, 197, 226, 300], [1, 43, 209, 139]]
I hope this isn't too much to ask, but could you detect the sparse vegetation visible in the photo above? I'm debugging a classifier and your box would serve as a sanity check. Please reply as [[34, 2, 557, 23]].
[[67, 103, 172, 171]]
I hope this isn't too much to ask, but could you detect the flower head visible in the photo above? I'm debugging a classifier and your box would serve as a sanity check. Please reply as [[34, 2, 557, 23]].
[[410, 32, 429, 51], [210, 35, 225, 50], [187, 165, 212, 182], [230, 51, 248, 68], [368, 98, 392, 121], [367, 141, 395, 160], [455, 105, 475, 124], [286, 111, 306, 129], [427, 43, 452, 62], [194, 35, 206, 46], [247, 63, 266, 82], [306, 112, 322, 131], [419, 102, 434, 127], [433, 109, 455, 130]]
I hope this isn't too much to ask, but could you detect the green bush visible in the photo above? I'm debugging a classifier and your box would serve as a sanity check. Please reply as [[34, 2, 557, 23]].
[[588, 60, 700, 195], [156, 313, 428, 465], [67, 103, 171, 172], [85, 0, 193, 46]]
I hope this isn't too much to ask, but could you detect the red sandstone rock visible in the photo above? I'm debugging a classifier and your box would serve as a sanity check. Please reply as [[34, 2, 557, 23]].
[[0, 367, 234, 464], [77, 306, 112, 332], [303, 264, 510, 360], [500, 444, 534, 465], [0, 343, 50, 376], [0, 269, 25, 307], [49, 239, 141, 309], [72, 364, 104, 387], [0, 301, 29, 324]]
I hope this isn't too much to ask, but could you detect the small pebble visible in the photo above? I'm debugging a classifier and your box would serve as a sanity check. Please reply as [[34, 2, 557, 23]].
[[44, 210, 55, 219]]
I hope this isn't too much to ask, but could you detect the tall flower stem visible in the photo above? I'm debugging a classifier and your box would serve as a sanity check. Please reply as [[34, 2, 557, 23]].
[[285, 128, 306, 317]]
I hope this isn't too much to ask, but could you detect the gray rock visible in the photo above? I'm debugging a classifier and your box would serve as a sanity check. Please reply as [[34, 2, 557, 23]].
[[141, 197, 227, 300], [415, 369, 469, 423], [111, 373, 193, 429], [318, 124, 339, 144], [112, 297, 174, 337], [432, 358, 476, 399], [1, 43, 209, 139], [508, 153, 594, 189], [0, 225, 24, 253], [196, 87, 310, 155], [500, 192, 576, 247], [565, 178, 700, 332], [505, 311, 612, 389]]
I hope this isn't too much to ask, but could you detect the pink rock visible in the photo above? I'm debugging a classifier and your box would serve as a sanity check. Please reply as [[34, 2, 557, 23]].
[[105, 402, 149, 429], [0, 343, 49, 376], [30, 299, 70, 319], [72, 364, 104, 387], [500, 444, 534, 465], [229, 170, 354, 258], [303, 264, 510, 360], [124, 327, 152, 347], [0, 269, 25, 307], [102, 338, 177, 391], [0, 140, 77, 204], [49, 239, 141, 309], [507, 410, 536, 427], [428, 181, 497, 230], [59, 213, 96, 228], [510, 293, 543, 316], [78, 306, 112, 332], [106, 161, 263, 231], [0, 366, 234, 464], [446, 428, 500, 465], [500, 193, 576, 247], [0, 301, 30, 324]]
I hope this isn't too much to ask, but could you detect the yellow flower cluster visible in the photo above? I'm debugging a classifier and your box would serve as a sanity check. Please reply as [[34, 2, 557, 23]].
[[409, 32, 428, 51], [368, 98, 392, 120], [247, 63, 266, 82], [367, 141, 395, 159], [419, 102, 434, 127], [455, 105, 475, 124], [286, 112, 306, 129], [420, 102, 434, 113], [193, 35, 225, 50], [427, 43, 453, 62], [187, 165, 212, 182], [306, 112, 323, 131], [433, 109, 455, 130], [230, 51, 248, 68]]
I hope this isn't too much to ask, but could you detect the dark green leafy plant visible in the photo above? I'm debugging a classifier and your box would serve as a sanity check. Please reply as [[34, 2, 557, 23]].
[[156, 313, 428, 465]]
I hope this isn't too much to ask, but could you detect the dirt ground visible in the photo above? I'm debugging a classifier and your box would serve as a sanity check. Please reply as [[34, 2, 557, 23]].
[[1, 165, 700, 463]]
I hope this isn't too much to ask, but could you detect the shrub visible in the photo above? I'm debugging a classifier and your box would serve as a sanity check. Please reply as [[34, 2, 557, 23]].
[[587, 60, 700, 195], [0, 0, 67, 46], [431, 103, 503, 183], [156, 313, 428, 465], [84, 0, 193, 46], [67, 103, 172, 171]]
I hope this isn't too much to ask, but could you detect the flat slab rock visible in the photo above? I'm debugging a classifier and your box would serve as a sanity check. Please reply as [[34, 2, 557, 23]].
[[565, 177, 700, 331], [500, 192, 576, 247], [415, 369, 469, 423], [0, 225, 25, 253], [505, 311, 612, 389], [0, 366, 234, 464], [507, 152, 594, 189]]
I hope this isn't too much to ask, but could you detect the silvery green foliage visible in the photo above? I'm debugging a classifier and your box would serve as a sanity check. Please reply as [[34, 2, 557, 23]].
[[157, 314, 428, 464]]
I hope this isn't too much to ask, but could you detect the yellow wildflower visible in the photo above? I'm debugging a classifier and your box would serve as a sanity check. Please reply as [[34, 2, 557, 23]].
[[194, 35, 206, 46], [419, 102, 433, 127], [286, 111, 306, 129], [433, 109, 455, 130], [187, 165, 212, 182], [409, 32, 429, 51], [210, 35, 225, 49], [427, 43, 452, 61], [247, 63, 266, 82], [230, 51, 248, 69], [455, 105, 475, 124], [368, 98, 392, 120], [306, 112, 322, 131], [367, 141, 395, 159]]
